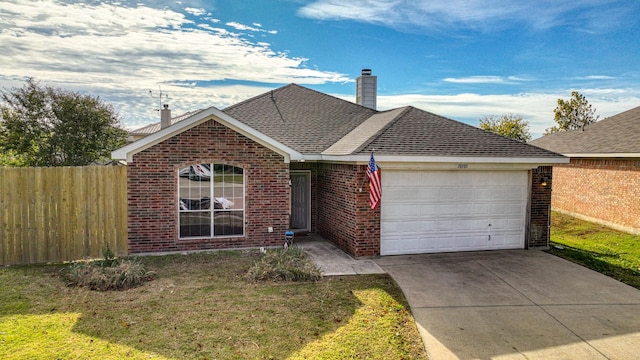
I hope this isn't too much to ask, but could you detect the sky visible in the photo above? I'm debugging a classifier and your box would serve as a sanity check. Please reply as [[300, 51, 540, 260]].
[[1, 0, 639, 139]]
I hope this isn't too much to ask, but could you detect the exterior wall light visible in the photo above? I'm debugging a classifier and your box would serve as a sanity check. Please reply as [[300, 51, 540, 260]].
[[540, 176, 550, 187]]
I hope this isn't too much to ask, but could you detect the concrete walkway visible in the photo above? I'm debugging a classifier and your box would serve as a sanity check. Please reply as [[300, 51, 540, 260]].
[[296, 234, 384, 276]]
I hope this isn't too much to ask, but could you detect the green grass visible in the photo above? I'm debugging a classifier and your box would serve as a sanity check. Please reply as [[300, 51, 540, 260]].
[[548, 211, 640, 289], [0, 251, 426, 359]]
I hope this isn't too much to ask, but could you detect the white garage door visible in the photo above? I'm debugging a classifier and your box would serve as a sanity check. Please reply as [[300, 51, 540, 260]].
[[381, 170, 528, 255]]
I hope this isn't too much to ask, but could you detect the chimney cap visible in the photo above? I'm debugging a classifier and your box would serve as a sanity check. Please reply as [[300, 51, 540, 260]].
[[163, 104, 169, 109], [361, 68, 372, 76]]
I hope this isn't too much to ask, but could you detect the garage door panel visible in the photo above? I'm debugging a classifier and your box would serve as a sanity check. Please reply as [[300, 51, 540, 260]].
[[382, 219, 422, 234], [384, 203, 420, 219], [381, 170, 528, 255]]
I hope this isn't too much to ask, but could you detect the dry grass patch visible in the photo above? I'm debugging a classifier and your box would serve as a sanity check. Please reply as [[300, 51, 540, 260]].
[[0, 250, 427, 359], [246, 246, 322, 282], [62, 258, 156, 291]]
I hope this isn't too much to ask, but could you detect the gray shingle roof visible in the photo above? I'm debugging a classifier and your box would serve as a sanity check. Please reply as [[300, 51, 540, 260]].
[[222, 84, 376, 153], [127, 83, 565, 160], [223, 84, 561, 158], [358, 106, 561, 157], [529, 106, 640, 154]]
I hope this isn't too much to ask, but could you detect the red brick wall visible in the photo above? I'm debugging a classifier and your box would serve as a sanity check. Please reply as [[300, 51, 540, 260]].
[[127, 119, 290, 253], [552, 158, 640, 234], [293, 163, 380, 257], [529, 166, 553, 248]]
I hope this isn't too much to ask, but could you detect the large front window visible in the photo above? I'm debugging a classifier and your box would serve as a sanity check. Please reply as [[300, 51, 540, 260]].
[[178, 164, 244, 238]]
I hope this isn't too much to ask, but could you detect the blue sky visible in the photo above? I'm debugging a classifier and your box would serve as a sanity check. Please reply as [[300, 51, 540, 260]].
[[1, 0, 639, 138]]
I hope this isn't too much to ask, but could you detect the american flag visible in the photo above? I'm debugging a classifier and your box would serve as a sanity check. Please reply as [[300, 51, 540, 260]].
[[367, 153, 382, 210]]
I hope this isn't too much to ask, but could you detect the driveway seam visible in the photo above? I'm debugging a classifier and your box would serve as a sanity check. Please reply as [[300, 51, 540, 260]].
[[476, 259, 612, 360]]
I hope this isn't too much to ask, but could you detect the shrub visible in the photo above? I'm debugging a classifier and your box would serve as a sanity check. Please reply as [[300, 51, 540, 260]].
[[246, 246, 322, 282], [63, 258, 155, 291]]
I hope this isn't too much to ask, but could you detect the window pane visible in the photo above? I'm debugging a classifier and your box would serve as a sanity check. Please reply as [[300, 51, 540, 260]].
[[180, 212, 211, 238], [179, 163, 244, 238], [214, 211, 244, 236]]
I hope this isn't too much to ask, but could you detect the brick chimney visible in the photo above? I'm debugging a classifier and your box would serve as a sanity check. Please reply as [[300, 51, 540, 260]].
[[356, 68, 377, 110], [160, 104, 171, 129]]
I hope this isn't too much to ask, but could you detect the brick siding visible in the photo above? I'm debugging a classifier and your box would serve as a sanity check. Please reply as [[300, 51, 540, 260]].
[[552, 158, 640, 234], [127, 119, 290, 253], [529, 166, 553, 248], [127, 118, 555, 255], [292, 162, 380, 257]]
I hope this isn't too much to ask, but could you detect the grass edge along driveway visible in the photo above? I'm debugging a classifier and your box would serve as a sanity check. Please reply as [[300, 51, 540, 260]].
[[549, 211, 640, 290], [0, 251, 427, 359]]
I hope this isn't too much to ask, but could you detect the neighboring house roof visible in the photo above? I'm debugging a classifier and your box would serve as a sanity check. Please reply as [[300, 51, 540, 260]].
[[129, 109, 204, 136], [113, 83, 566, 165], [530, 106, 640, 156]]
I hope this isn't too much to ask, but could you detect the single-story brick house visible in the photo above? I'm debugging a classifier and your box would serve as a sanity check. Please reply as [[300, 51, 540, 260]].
[[530, 106, 640, 235], [112, 70, 567, 257]]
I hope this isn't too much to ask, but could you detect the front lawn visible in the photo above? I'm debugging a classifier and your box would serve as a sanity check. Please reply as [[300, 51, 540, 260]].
[[0, 251, 427, 359], [548, 211, 640, 289]]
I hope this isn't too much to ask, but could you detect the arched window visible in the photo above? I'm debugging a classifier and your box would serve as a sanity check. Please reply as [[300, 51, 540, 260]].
[[178, 164, 244, 238]]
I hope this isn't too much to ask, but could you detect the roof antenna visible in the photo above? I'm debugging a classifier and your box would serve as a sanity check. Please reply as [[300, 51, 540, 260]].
[[149, 86, 168, 116], [270, 90, 285, 122]]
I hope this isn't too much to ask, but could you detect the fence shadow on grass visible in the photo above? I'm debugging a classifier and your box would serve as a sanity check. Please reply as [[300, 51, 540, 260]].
[[548, 243, 640, 290]]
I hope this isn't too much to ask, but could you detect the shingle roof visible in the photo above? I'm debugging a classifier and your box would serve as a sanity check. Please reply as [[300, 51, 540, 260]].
[[125, 83, 564, 160], [358, 106, 561, 157], [222, 84, 376, 153], [222, 84, 561, 158], [529, 106, 640, 155], [322, 107, 408, 155]]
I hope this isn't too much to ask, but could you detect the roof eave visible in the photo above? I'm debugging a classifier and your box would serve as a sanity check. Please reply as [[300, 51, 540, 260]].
[[294, 154, 569, 164]]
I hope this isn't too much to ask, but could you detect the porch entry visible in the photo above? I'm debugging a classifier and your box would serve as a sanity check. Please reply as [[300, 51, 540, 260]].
[[290, 171, 311, 231]]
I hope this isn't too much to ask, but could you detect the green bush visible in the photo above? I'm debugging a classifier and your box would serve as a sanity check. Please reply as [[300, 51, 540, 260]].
[[63, 258, 156, 291], [246, 246, 322, 282]]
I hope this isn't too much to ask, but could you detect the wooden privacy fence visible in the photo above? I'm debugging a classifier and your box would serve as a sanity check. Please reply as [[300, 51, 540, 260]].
[[0, 166, 127, 266]]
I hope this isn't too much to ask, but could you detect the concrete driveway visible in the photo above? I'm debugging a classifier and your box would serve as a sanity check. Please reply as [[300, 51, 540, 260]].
[[375, 250, 640, 360]]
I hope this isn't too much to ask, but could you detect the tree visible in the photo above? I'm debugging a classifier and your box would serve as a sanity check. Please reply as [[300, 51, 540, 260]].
[[479, 113, 532, 142], [0, 78, 127, 166], [544, 91, 599, 135]]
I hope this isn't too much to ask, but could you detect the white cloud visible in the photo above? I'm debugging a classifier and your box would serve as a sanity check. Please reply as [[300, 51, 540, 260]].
[[368, 90, 640, 139], [442, 76, 526, 84], [298, 0, 632, 34], [0, 0, 347, 127], [575, 75, 617, 80], [184, 7, 207, 16], [225, 21, 277, 34]]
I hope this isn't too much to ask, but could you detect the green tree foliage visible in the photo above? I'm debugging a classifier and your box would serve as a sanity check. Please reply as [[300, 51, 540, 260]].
[[544, 91, 599, 135], [479, 113, 532, 142], [0, 78, 127, 166]]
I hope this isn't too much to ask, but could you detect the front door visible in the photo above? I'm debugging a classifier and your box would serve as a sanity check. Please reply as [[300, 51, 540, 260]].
[[290, 171, 310, 231]]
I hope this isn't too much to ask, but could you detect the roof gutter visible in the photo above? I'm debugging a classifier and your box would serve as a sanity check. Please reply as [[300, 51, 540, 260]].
[[295, 154, 569, 164]]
